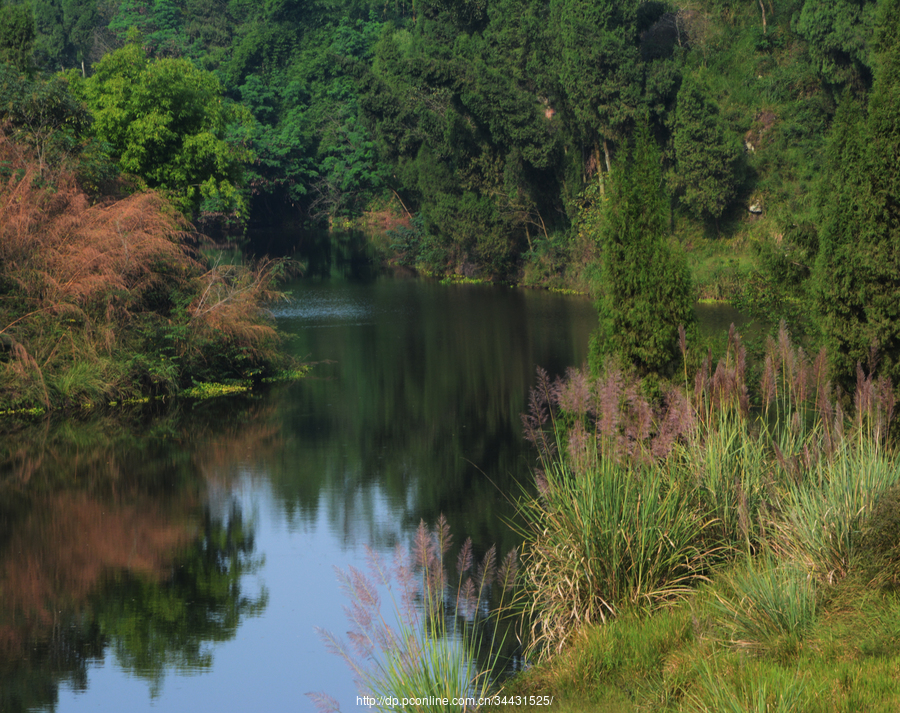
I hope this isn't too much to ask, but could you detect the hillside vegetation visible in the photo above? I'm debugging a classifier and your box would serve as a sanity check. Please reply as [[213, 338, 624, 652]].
[[1, 0, 898, 390]]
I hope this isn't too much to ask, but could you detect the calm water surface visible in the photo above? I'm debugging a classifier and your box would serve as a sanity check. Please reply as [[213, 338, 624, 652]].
[[0, 249, 598, 711]]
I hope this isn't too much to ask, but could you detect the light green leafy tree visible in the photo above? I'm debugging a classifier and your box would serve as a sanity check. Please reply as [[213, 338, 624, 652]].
[[75, 38, 253, 226]]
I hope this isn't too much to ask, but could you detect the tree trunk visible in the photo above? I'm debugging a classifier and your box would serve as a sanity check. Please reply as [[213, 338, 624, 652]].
[[594, 143, 605, 195]]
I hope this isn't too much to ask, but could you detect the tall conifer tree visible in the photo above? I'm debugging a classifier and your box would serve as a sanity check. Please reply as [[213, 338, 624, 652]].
[[814, 0, 900, 386], [670, 72, 740, 224], [590, 120, 694, 375]]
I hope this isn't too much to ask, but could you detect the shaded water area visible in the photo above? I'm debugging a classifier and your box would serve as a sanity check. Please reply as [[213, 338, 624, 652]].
[[0, 232, 599, 712]]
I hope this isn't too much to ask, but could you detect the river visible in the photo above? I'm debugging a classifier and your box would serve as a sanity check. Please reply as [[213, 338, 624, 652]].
[[0, 234, 598, 712]]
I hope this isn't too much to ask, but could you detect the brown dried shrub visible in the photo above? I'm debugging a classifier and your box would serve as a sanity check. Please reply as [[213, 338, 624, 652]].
[[186, 257, 283, 356], [0, 131, 289, 407], [0, 132, 194, 316]]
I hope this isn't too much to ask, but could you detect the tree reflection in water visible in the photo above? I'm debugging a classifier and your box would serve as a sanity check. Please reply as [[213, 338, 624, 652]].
[[0, 405, 272, 713], [0, 499, 266, 711], [95, 502, 267, 697]]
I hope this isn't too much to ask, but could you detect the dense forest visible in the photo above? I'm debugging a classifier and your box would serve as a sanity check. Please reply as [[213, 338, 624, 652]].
[[1, 0, 898, 400]]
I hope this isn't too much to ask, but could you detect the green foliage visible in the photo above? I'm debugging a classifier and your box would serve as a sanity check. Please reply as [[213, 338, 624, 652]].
[[108, 0, 188, 56], [814, 3, 900, 387], [795, 0, 878, 86], [0, 64, 96, 171], [30, 0, 98, 69], [1, 0, 894, 297], [0, 1, 36, 70], [669, 71, 742, 223], [76, 40, 253, 226], [355, 0, 566, 276], [589, 121, 694, 375], [548, 0, 641, 146]]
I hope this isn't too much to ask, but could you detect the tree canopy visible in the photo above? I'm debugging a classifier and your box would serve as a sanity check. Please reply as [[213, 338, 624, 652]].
[[75, 39, 253, 225], [814, 0, 900, 387]]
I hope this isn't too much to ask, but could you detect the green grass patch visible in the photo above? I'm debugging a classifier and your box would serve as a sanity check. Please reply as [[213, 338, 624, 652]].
[[181, 381, 251, 399], [518, 453, 715, 658], [498, 573, 900, 713], [260, 366, 312, 383], [439, 275, 492, 285], [712, 556, 818, 660], [547, 287, 589, 296], [0, 405, 47, 418]]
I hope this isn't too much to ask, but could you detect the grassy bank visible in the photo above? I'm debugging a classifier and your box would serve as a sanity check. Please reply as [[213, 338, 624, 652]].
[[499, 572, 900, 712], [499, 325, 899, 711]]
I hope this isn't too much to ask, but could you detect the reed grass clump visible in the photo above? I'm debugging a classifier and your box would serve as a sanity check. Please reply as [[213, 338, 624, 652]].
[[775, 442, 900, 584], [711, 556, 817, 659], [311, 516, 517, 712], [519, 452, 713, 658], [519, 321, 899, 661]]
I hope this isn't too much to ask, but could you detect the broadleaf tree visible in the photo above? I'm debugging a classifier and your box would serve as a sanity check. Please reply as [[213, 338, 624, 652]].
[[75, 39, 253, 227]]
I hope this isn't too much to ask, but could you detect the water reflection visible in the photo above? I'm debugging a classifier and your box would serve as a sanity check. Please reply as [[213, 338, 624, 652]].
[[0, 406, 269, 712], [95, 502, 266, 697], [268, 277, 598, 560], [1, 229, 606, 711]]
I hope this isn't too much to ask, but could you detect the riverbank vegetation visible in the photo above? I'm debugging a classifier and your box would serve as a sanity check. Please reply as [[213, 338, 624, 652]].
[[503, 325, 899, 711], [0, 130, 293, 413]]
